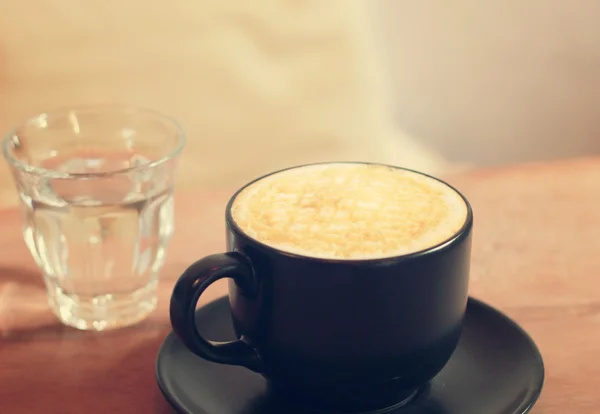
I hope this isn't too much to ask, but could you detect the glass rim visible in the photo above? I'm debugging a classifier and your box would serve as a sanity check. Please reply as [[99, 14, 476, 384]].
[[1, 104, 186, 179]]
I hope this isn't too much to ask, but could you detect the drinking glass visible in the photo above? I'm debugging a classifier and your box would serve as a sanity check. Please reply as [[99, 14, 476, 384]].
[[2, 105, 185, 331]]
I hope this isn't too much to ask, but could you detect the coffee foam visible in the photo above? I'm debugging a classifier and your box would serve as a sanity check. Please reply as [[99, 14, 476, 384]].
[[231, 163, 468, 260]]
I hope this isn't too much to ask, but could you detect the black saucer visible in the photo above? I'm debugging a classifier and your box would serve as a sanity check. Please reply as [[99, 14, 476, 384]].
[[156, 297, 544, 414]]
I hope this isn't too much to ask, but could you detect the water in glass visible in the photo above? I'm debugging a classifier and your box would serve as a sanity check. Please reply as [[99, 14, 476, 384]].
[[2, 106, 184, 330]]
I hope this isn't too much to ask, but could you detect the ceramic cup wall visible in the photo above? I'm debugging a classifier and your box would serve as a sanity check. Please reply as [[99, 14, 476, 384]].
[[169, 163, 473, 412]]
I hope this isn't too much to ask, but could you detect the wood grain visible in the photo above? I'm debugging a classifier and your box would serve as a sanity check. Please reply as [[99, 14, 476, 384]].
[[2, 157, 600, 413]]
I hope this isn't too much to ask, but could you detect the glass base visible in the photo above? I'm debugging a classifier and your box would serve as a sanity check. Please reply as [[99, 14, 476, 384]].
[[46, 280, 158, 331]]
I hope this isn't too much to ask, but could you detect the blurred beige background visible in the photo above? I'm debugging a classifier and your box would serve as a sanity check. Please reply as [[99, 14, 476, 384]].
[[0, 0, 448, 207], [370, 0, 600, 165], [1, 0, 599, 207]]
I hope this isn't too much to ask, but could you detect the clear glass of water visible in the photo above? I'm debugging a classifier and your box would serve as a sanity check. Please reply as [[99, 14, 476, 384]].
[[1, 105, 185, 331]]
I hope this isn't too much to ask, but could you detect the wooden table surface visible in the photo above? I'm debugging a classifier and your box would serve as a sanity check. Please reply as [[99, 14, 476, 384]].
[[1, 157, 600, 413]]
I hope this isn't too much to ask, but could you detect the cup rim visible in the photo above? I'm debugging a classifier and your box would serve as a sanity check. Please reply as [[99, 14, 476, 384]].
[[1, 104, 186, 179], [225, 161, 474, 265]]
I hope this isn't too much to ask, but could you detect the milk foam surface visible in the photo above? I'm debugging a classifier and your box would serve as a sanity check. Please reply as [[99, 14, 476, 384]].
[[231, 163, 468, 260]]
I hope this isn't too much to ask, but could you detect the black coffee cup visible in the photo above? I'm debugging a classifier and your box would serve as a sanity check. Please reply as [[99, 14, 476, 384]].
[[170, 163, 473, 412]]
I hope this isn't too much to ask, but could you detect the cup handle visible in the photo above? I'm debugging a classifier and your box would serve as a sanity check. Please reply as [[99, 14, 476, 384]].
[[169, 252, 263, 372]]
